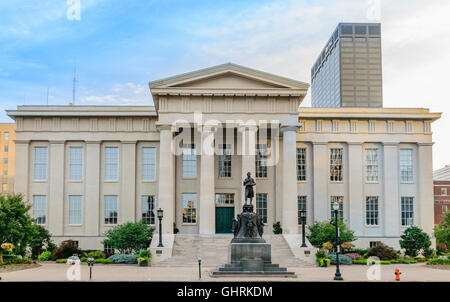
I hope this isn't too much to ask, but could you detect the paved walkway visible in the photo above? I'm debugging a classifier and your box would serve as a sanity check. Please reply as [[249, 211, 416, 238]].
[[1, 262, 449, 282]]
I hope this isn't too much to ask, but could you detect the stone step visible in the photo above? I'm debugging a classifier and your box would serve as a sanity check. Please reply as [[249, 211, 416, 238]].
[[153, 234, 314, 268]]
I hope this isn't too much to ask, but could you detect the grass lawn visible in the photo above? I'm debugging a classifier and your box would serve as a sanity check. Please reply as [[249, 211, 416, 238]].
[[0, 263, 41, 273]]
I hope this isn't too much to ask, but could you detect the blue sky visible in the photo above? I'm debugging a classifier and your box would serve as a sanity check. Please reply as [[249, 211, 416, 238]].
[[1, 0, 449, 169]]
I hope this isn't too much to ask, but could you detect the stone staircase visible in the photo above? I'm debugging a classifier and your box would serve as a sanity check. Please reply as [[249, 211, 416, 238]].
[[153, 234, 313, 268]]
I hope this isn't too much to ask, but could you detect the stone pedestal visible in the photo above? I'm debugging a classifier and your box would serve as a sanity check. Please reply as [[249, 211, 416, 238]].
[[211, 203, 296, 277]]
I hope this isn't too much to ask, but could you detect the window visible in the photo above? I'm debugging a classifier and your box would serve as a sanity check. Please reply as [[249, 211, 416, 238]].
[[3, 158, 7, 165], [4, 145, 8, 152], [69, 147, 83, 181], [401, 197, 414, 226], [365, 149, 378, 182], [297, 196, 307, 224], [218, 144, 232, 178], [330, 148, 343, 182], [366, 197, 379, 226], [104, 196, 118, 224], [182, 193, 197, 223], [142, 147, 156, 181], [215, 193, 234, 205], [69, 196, 82, 225], [255, 144, 268, 178], [400, 149, 413, 182], [103, 244, 115, 256], [105, 147, 119, 181], [441, 188, 447, 195], [4, 132, 9, 140], [296, 148, 306, 181], [182, 144, 196, 178], [34, 147, 48, 180], [33, 195, 47, 225], [443, 205, 448, 213], [142, 195, 155, 224], [256, 193, 268, 223], [370, 241, 381, 248], [330, 196, 344, 219]]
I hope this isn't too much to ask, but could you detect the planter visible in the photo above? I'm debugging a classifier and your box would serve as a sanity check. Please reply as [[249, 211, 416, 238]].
[[139, 261, 148, 267]]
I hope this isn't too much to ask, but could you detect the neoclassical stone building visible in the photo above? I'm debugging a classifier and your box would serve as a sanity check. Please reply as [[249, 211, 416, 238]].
[[7, 63, 440, 250]]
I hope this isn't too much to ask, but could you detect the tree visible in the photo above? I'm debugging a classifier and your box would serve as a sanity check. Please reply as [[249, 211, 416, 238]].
[[399, 226, 431, 257], [29, 224, 56, 259], [0, 194, 34, 256], [307, 218, 356, 249], [434, 211, 450, 248], [102, 220, 154, 254]]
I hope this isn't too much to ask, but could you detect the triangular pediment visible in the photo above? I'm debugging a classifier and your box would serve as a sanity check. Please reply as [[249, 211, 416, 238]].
[[173, 72, 286, 89], [149, 63, 309, 90]]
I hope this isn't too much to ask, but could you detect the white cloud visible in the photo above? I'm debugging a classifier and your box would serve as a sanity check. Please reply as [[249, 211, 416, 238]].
[[79, 82, 151, 105]]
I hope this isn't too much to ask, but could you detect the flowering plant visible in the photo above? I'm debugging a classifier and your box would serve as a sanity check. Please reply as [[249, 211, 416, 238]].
[[1, 243, 14, 252], [341, 242, 352, 249], [322, 241, 333, 250]]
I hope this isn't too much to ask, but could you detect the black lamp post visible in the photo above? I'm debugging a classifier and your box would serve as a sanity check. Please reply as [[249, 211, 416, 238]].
[[198, 257, 202, 280], [331, 201, 343, 281], [300, 210, 307, 247], [157, 208, 164, 247], [88, 257, 94, 280]]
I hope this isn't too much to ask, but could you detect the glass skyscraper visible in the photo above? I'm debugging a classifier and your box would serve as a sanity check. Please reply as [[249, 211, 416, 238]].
[[311, 23, 383, 108]]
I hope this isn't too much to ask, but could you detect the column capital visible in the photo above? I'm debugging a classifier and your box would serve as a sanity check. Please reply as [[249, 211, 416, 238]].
[[237, 123, 258, 133], [14, 139, 30, 144], [418, 142, 434, 147], [155, 123, 176, 132], [280, 125, 299, 133]]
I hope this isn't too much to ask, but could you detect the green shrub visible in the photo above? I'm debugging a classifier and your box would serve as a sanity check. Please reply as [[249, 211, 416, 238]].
[[107, 254, 139, 264], [415, 257, 428, 262], [397, 258, 417, 264], [102, 221, 154, 254], [400, 226, 432, 257], [367, 243, 399, 260], [422, 247, 436, 259], [55, 258, 67, 263], [307, 218, 356, 248], [326, 253, 353, 265], [345, 248, 369, 255], [82, 250, 106, 259], [427, 258, 450, 265], [0, 258, 33, 265], [345, 252, 363, 260], [434, 212, 450, 248], [352, 259, 367, 265], [315, 250, 327, 259], [436, 243, 448, 255], [51, 240, 81, 260], [272, 222, 282, 234], [94, 258, 114, 264], [139, 249, 151, 258], [38, 251, 52, 261]]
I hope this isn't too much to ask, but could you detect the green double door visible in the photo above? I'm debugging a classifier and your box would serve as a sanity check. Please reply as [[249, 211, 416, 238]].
[[215, 207, 235, 233]]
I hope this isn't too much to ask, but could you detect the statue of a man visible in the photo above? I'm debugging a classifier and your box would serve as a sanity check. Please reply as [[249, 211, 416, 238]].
[[243, 172, 256, 204]]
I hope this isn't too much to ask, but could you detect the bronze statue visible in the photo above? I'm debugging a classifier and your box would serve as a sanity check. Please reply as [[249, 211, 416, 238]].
[[243, 172, 256, 204]]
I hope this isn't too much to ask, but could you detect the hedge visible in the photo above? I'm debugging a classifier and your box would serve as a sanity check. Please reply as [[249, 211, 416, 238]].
[[427, 258, 450, 265]]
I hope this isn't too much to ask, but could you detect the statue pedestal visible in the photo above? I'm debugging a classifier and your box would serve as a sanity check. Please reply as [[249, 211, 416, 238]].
[[211, 204, 296, 277]]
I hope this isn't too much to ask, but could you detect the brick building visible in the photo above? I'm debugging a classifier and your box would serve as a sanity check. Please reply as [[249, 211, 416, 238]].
[[433, 165, 450, 224]]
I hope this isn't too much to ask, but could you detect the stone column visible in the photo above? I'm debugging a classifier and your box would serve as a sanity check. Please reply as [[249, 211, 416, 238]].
[[14, 140, 29, 199], [120, 140, 136, 223], [85, 141, 101, 236], [199, 127, 216, 234], [313, 142, 328, 221], [158, 127, 175, 234], [348, 142, 364, 236], [383, 143, 400, 237], [281, 126, 298, 234], [417, 143, 434, 238], [239, 125, 257, 207], [48, 140, 65, 236]]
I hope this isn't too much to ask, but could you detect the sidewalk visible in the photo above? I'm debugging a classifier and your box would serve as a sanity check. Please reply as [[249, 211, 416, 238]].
[[1, 262, 449, 282]]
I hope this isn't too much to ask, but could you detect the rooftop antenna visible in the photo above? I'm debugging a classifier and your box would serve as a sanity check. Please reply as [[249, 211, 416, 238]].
[[72, 63, 78, 105]]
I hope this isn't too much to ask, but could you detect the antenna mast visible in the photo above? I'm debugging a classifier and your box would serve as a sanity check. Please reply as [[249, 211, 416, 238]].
[[72, 64, 78, 105]]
